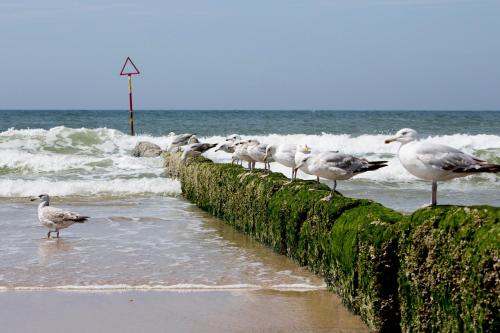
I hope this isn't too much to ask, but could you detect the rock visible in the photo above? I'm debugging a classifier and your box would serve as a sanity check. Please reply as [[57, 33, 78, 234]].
[[132, 141, 162, 157]]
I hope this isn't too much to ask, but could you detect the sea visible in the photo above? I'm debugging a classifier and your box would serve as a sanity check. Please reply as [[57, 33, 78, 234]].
[[0, 110, 498, 298]]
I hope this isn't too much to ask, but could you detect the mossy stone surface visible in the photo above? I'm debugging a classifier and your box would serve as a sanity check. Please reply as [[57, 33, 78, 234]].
[[398, 206, 500, 332], [163, 152, 499, 332]]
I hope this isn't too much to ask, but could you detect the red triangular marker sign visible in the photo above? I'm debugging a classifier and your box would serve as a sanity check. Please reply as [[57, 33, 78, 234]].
[[120, 57, 140, 75]]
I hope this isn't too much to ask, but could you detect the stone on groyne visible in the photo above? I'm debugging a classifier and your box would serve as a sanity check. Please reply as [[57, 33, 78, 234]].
[[162, 152, 499, 332], [132, 141, 162, 157]]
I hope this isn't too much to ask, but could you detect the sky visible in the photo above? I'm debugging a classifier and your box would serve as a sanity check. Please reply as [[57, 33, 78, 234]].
[[0, 0, 499, 110]]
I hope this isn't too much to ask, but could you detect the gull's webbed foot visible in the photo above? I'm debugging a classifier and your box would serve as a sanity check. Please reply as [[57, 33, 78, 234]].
[[321, 194, 334, 202]]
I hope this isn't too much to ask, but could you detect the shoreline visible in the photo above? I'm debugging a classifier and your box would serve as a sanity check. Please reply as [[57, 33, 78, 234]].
[[1, 290, 368, 333]]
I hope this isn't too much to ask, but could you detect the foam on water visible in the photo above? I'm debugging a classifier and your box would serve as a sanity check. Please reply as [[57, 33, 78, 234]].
[[0, 127, 177, 197], [0, 283, 326, 292], [1, 126, 499, 198]]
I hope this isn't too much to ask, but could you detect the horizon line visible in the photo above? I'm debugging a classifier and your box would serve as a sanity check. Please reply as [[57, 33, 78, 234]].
[[1, 109, 499, 112]]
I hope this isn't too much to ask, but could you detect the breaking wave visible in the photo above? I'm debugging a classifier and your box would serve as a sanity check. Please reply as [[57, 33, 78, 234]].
[[1, 126, 499, 197]]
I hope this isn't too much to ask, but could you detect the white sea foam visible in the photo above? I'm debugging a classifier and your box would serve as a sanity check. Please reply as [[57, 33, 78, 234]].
[[1, 127, 498, 197], [0, 178, 181, 197]]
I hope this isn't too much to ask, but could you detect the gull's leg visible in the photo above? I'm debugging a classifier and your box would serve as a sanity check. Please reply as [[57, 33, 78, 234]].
[[316, 176, 320, 188], [321, 180, 336, 201], [56, 230, 60, 238], [47, 231, 51, 239], [432, 181, 437, 206]]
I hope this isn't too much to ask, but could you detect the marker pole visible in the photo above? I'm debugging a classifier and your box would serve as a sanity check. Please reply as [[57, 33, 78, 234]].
[[128, 74, 135, 136]]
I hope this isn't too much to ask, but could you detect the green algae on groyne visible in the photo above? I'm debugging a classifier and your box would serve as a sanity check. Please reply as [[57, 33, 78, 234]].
[[162, 152, 499, 332]]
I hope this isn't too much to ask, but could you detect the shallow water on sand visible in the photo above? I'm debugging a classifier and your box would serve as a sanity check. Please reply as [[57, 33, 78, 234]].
[[0, 196, 369, 331], [0, 197, 325, 290]]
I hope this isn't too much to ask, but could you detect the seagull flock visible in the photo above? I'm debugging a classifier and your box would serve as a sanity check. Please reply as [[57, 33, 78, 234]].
[[172, 128, 500, 205], [32, 128, 499, 238]]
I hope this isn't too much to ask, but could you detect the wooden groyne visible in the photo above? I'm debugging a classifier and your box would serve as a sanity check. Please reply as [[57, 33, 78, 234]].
[[163, 152, 499, 332]]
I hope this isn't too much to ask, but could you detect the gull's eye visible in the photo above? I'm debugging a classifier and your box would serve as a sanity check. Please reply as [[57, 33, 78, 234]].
[[401, 131, 407, 135]]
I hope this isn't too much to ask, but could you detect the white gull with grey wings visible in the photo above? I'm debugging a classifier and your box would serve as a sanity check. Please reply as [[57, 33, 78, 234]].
[[385, 128, 500, 206], [295, 151, 387, 201]]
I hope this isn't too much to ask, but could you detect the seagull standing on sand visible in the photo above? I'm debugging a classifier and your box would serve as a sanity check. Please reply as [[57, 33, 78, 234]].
[[295, 152, 387, 201], [31, 194, 88, 238], [181, 143, 217, 162], [265, 144, 297, 180], [167, 133, 198, 152], [385, 128, 500, 206]]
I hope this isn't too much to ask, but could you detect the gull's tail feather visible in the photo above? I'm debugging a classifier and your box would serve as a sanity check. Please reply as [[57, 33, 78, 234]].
[[453, 164, 500, 173], [72, 215, 89, 223], [356, 162, 388, 174], [368, 160, 388, 165]]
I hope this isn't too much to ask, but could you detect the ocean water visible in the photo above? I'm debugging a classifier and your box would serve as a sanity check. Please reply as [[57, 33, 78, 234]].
[[0, 110, 499, 292], [0, 110, 498, 208]]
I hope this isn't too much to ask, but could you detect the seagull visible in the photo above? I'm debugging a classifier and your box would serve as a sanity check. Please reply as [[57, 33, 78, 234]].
[[294, 145, 320, 185], [385, 128, 500, 206], [215, 142, 236, 153], [248, 143, 273, 170], [31, 194, 88, 238], [167, 133, 198, 152], [265, 144, 297, 180], [295, 152, 387, 201], [181, 143, 217, 162], [234, 140, 259, 169], [215, 141, 241, 164], [215, 136, 243, 164]]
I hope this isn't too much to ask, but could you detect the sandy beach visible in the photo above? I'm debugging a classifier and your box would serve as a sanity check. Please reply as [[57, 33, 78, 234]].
[[2, 290, 368, 333]]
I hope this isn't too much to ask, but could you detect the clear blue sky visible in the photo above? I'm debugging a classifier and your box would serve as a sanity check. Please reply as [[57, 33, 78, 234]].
[[1, 0, 499, 110]]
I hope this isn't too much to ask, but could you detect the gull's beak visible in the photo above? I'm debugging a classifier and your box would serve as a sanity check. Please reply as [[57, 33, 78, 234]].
[[30, 197, 37, 202], [294, 162, 304, 171], [384, 136, 398, 144], [215, 148, 220, 152]]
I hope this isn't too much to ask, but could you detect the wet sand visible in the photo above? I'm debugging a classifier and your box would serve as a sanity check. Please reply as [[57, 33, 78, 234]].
[[1, 290, 368, 333]]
